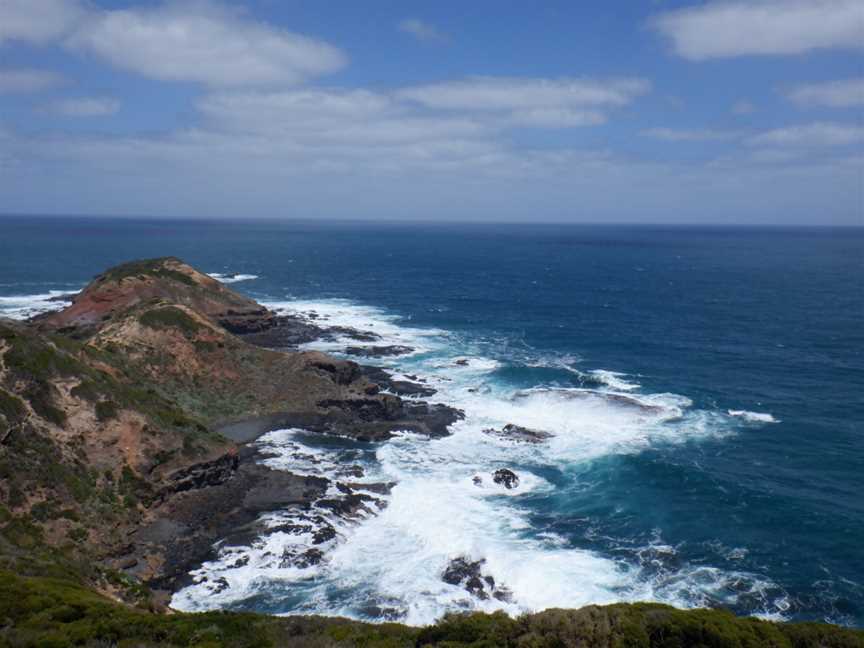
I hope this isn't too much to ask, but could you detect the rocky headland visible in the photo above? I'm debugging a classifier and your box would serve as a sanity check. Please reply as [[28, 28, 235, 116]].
[[0, 257, 860, 647]]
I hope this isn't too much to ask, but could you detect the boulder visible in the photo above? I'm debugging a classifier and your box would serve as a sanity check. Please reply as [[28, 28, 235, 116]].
[[492, 469, 519, 489]]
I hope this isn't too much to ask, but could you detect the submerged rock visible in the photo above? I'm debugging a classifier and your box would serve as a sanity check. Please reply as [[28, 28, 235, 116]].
[[482, 423, 553, 444], [492, 469, 520, 489], [344, 345, 414, 358]]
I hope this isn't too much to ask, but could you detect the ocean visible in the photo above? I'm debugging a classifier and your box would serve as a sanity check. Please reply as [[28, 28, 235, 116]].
[[1, 216, 862, 627]]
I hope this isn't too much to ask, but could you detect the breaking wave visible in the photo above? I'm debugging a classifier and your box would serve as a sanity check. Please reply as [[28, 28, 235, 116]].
[[170, 296, 789, 623]]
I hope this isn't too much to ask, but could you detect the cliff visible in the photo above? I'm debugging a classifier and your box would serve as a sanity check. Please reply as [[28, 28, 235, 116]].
[[1, 258, 458, 595]]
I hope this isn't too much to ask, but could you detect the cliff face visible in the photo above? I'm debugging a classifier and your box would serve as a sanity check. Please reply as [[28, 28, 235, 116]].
[[0, 258, 459, 596]]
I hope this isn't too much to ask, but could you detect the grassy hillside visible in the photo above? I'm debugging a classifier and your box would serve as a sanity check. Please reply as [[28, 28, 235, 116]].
[[1, 571, 862, 648]]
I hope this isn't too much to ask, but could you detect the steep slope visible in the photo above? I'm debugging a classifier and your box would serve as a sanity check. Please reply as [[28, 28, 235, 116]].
[[1, 258, 459, 598], [0, 317, 231, 595]]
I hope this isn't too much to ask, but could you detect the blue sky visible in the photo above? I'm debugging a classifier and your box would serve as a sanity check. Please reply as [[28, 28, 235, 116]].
[[1, 0, 862, 224]]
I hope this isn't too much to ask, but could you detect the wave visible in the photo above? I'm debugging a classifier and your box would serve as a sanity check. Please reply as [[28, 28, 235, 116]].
[[172, 296, 788, 624], [728, 410, 780, 424], [208, 272, 259, 284], [0, 289, 79, 320]]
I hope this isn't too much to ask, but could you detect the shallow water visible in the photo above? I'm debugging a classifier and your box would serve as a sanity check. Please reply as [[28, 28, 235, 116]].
[[1, 217, 861, 626]]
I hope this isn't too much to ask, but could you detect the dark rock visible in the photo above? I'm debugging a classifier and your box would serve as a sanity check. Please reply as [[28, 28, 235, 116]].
[[47, 292, 77, 303], [212, 577, 230, 593], [312, 525, 337, 544], [317, 493, 379, 519], [327, 327, 380, 342], [492, 469, 519, 489], [237, 314, 325, 348], [360, 366, 436, 397], [159, 451, 239, 500], [280, 547, 324, 569], [344, 345, 414, 358], [310, 359, 362, 386], [482, 423, 553, 444], [388, 380, 437, 398], [442, 557, 511, 602], [454, 359, 470, 366], [472, 476, 483, 486]]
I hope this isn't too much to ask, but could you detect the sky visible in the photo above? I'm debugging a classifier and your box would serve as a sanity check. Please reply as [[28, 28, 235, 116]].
[[0, 0, 862, 224]]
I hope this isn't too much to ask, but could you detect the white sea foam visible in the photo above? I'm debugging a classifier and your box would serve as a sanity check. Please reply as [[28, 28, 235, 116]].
[[173, 296, 786, 623], [261, 298, 446, 356], [208, 272, 259, 284], [728, 410, 779, 424], [0, 290, 78, 320], [588, 369, 640, 391]]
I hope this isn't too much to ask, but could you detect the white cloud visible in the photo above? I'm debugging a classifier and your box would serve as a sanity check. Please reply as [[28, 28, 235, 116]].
[[652, 0, 864, 60], [640, 127, 740, 141], [398, 18, 447, 43], [397, 77, 650, 111], [66, 1, 346, 86], [0, 0, 86, 44], [198, 89, 490, 149], [47, 96, 120, 117], [0, 68, 64, 93], [747, 122, 864, 148], [509, 108, 607, 128], [785, 78, 864, 108]]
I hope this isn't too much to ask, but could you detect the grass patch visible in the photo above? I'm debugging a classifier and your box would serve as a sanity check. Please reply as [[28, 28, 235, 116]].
[[99, 257, 198, 288], [139, 306, 204, 337]]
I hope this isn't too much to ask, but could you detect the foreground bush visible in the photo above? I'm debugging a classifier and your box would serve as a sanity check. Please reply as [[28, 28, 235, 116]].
[[0, 571, 861, 647]]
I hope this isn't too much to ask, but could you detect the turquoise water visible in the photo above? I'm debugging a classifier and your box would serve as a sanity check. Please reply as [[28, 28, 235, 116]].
[[1, 217, 862, 626]]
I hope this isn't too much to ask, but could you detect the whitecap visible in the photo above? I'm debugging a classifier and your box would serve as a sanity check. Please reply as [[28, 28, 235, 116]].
[[208, 272, 259, 284], [0, 289, 79, 320], [728, 410, 779, 424], [173, 295, 776, 624]]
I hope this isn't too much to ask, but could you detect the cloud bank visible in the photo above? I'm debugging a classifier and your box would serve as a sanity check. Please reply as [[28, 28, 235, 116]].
[[653, 0, 864, 60]]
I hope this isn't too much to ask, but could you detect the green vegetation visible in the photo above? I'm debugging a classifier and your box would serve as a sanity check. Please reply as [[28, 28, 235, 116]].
[[139, 306, 205, 336], [0, 571, 860, 648], [99, 257, 198, 287], [0, 388, 27, 438]]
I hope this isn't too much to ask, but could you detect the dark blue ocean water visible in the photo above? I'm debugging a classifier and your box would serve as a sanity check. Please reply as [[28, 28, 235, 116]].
[[1, 217, 862, 626]]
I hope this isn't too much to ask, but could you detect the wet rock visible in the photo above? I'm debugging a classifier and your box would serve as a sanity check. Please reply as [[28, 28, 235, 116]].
[[280, 547, 324, 569], [492, 468, 519, 489], [339, 464, 365, 479], [344, 345, 414, 358], [482, 423, 553, 444], [442, 557, 511, 602], [317, 493, 379, 519], [454, 358, 470, 366], [472, 476, 483, 486], [212, 577, 230, 593], [312, 525, 337, 544], [360, 366, 436, 397], [327, 327, 380, 342]]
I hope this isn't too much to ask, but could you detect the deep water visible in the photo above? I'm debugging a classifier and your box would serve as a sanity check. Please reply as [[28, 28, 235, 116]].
[[1, 216, 862, 626]]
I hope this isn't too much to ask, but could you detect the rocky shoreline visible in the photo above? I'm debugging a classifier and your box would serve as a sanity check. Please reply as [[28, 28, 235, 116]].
[[0, 257, 469, 611], [122, 282, 472, 602]]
